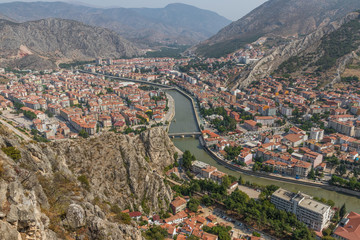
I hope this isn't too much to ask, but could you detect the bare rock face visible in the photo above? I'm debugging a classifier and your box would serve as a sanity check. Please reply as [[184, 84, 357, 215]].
[[0, 221, 20, 240], [0, 126, 175, 239], [0, 18, 140, 70], [233, 12, 360, 89], [64, 204, 86, 229], [45, 128, 175, 212], [194, 0, 360, 57], [88, 217, 144, 240]]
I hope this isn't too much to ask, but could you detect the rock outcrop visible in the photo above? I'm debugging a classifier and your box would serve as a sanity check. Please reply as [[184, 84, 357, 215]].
[[193, 0, 360, 57], [0, 125, 175, 239], [233, 12, 360, 89]]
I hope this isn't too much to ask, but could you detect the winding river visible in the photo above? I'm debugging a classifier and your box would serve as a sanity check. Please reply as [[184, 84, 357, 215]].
[[166, 90, 360, 213]]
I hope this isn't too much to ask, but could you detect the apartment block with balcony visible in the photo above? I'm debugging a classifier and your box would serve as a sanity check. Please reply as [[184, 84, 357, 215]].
[[271, 188, 333, 231]]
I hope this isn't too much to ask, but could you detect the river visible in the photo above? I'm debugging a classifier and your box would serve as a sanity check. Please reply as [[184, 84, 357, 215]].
[[166, 90, 360, 213]]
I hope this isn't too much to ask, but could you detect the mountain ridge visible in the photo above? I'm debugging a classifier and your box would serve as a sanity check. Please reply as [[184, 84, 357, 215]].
[[193, 0, 360, 57], [0, 1, 231, 46], [0, 17, 140, 69], [232, 11, 360, 89]]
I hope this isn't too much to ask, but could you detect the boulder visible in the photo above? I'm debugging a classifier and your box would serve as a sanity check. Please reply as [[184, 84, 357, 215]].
[[64, 204, 86, 229]]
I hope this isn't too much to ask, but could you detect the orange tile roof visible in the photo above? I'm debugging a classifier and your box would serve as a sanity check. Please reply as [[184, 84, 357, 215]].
[[334, 212, 360, 240]]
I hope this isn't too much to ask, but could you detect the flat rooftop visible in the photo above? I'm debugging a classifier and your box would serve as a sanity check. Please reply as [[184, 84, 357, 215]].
[[299, 198, 331, 215], [272, 188, 295, 201]]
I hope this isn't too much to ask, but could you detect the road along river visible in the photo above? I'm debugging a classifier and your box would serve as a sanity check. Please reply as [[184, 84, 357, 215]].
[[166, 90, 360, 213]]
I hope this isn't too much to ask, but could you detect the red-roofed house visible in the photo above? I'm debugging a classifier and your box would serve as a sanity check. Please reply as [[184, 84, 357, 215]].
[[283, 134, 308, 147], [238, 150, 253, 165], [129, 211, 142, 221], [170, 197, 187, 214], [244, 120, 259, 131], [333, 212, 360, 240]]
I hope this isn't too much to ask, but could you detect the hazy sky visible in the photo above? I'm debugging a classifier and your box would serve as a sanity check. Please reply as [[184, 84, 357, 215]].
[[0, 0, 268, 20]]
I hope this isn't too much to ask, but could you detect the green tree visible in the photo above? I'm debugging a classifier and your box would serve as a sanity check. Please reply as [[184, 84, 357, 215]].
[[336, 164, 347, 176], [106, 87, 114, 93], [238, 175, 244, 185], [322, 236, 336, 240], [203, 225, 232, 240], [187, 198, 200, 212], [110, 205, 132, 225], [221, 175, 231, 189], [201, 195, 214, 207], [23, 110, 37, 120], [190, 182, 201, 193], [326, 200, 335, 208], [224, 146, 242, 160], [144, 226, 168, 240], [322, 228, 332, 237], [308, 168, 316, 180], [45, 110, 54, 118], [2, 146, 21, 162], [287, 148, 294, 154], [13, 102, 24, 110], [182, 150, 196, 170], [77, 175, 90, 191], [340, 204, 347, 218], [78, 129, 89, 138]]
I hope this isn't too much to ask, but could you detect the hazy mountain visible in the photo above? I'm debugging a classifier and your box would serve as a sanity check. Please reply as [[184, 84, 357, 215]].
[[0, 18, 140, 69], [194, 0, 360, 57], [0, 13, 14, 22], [0, 1, 231, 46]]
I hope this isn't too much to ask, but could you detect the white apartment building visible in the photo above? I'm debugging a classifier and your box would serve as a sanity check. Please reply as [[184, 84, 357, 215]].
[[191, 160, 210, 174], [310, 127, 324, 142], [271, 188, 333, 231]]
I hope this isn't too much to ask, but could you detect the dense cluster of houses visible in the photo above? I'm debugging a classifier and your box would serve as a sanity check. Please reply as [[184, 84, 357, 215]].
[[130, 196, 219, 240], [0, 70, 169, 139], [163, 62, 360, 180], [129, 194, 264, 240]]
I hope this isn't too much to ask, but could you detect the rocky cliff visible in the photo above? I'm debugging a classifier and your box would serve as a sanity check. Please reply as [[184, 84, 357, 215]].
[[0, 18, 140, 70], [0, 125, 175, 239], [233, 12, 360, 89], [193, 0, 360, 57]]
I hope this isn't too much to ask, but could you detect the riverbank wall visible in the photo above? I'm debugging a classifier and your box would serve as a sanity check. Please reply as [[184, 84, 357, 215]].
[[200, 138, 360, 198], [170, 87, 201, 132]]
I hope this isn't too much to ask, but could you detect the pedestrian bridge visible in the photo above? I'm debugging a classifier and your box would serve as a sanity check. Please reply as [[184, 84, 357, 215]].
[[168, 132, 202, 138]]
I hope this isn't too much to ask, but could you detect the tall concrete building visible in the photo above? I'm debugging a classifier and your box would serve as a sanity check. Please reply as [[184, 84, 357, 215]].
[[95, 58, 102, 65], [271, 188, 333, 231], [310, 127, 324, 142], [107, 58, 113, 65]]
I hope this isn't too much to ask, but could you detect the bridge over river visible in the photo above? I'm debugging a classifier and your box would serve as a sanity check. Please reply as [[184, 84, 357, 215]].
[[168, 132, 202, 138]]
